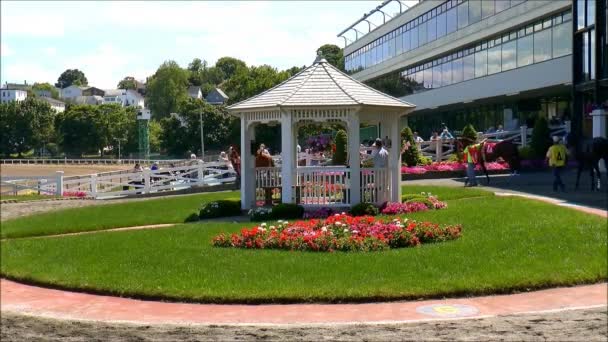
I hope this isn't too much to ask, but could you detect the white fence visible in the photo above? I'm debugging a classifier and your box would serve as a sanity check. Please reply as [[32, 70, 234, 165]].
[[2, 162, 237, 199], [360, 168, 390, 205], [0, 158, 187, 165], [296, 166, 351, 207]]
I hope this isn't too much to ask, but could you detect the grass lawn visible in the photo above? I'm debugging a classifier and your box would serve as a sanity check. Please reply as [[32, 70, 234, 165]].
[[0, 191, 239, 239], [0, 194, 60, 202], [1, 188, 605, 303]]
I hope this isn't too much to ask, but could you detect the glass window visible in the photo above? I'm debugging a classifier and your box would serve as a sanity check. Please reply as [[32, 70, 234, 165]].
[[442, 61, 452, 86], [428, 16, 437, 42], [487, 45, 501, 74], [403, 30, 411, 52], [552, 23, 571, 57], [458, 2, 469, 29], [463, 53, 475, 80], [419, 21, 427, 45], [446, 7, 457, 33], [517, 34, 533, 67], [495, 0, 510, 13], [475, 49, 487, 77], [501, 40, 517, 71], [437, 12, 447, 38], [433, 65, 442, 88], [389, 37, 396, 59], [582, 31, 589, 80], [396, 32, 403, 55], [577, 0, 585, 29], [587, 0, 595, 26], [482, 0, 495, 19], [415, 70, 424, 87], [411, 26, 419, 49], [452, 57, 464, 83], [366, 49, 371, 68], [590, 29, 596, 79], [533, 28, 551, 63], [469, 0, 482, 24], [383, 41, 389, 62], [424, 68, 433, 89]]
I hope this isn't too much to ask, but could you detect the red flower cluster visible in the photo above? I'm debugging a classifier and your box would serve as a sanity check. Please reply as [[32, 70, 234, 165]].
[[212, 214, 461, 252]]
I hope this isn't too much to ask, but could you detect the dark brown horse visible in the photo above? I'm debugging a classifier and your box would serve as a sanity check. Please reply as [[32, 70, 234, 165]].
[[456, 138, 521, 185], [566, 134, 608, 191]]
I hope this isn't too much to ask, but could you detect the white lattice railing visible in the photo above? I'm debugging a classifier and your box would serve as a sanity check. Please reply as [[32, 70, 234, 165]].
[[255, 167, 282, 205], [360, 168, 390, 205], [295, 166, 350, 207], [0, 158, 187, 165], [1, 175, 61, 196]]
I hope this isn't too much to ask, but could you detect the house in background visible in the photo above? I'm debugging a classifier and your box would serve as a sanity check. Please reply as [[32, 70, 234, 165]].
[[103, 89, 145, 108], [0, 88, 28, 103], [188, 86, 203, 100], [82, 87, 105, 97], [73, 96, 104, 105], [33, 89, 52, 98], [205, 88, 229, 105], [39, 97, 66, 112], [60, 85, 87, 100]]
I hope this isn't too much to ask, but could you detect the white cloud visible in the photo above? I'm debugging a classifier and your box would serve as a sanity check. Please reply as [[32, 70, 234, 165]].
[[2, 62, 57, 85], [43, 47, 57, 57], [1, 42, 14, 57]]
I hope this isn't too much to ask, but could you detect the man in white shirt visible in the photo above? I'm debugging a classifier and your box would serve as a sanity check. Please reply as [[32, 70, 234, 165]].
[[413, 131, 424, 144], [372, 138, 389, 168]]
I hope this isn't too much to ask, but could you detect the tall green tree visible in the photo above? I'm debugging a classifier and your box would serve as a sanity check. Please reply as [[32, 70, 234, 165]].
[[0, 98, 55, 157], [146, 61, 189, 119], [317, 44, 344, 71], [117, 77, 137, 90], [215, 57, 247, 79], [55, 69, 88, 88]]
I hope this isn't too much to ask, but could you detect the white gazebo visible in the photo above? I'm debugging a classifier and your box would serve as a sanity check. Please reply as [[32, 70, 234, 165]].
[[227, 56, 415, 210]]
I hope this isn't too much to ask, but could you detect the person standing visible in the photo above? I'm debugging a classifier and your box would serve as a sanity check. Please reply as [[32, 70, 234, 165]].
[[372, 138, 389, 168], [463, 142, 480, 187], [546, 136, 567, 192], [413, 131, 424, 144]]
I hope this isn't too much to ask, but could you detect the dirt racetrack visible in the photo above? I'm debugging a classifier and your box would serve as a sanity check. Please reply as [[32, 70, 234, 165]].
[[1, 164, 129, 177]]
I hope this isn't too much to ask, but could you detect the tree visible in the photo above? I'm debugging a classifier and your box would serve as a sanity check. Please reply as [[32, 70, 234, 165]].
[[31, 83, 60, 99], [531, 117, 551, 158], [215, 57, 247, 79], [366, 73, 417, 98], [401, 127, 422, 167], [333, 129, 347, 165], [317, 44, 344, 71], [146, 61, 189, 119], [117, 77, 137, 90], [55, 69, 88, 88], [223, 64, 290, 104], [0, 98, 55, 157], [462, 124, 478, 141]]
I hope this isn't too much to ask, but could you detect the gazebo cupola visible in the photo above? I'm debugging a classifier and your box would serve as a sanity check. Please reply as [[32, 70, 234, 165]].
[[228, 55, 416, 210]]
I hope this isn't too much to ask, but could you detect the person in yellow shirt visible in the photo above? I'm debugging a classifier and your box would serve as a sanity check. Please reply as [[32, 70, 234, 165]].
[[546, 136, 568, 192]]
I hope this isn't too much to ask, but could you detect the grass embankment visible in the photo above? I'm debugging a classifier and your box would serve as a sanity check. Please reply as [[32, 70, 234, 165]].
[[0, 194, 61, 202], [1, 186, 605, 303], [0, 191, 239, 239]]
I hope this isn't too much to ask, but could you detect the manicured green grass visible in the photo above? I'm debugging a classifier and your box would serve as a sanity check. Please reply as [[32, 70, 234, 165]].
[[0, 194, 60, 202], [403, 185, 494, 200], [0, 191, 239, 239], [1, 195, 605, 303]]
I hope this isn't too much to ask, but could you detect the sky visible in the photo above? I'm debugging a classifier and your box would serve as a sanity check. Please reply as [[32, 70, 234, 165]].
[[0, 0, 413, 89]]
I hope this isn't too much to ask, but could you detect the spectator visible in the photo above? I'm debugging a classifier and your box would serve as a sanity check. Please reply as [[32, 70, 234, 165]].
[[496, 124, 504, 133], [371, 138, 389, 168], [383, 135, 392, 148], [413, 131, 424, 144], [430, 131, 440, 142], [150, 162, 159, 171], [546, 136, 567, 192], [190, 153, 197, 160], [219, 151, 229, 163], [486, 126, 496, 134], [440, 127, 454, 140], [228, 146, 241, 188]]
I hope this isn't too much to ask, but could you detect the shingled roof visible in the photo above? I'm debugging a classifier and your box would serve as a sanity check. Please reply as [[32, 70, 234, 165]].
[[227, 56, 415, 112]]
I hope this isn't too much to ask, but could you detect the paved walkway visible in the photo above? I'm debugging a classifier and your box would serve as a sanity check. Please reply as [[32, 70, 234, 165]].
[[1, 279, 605, 325]]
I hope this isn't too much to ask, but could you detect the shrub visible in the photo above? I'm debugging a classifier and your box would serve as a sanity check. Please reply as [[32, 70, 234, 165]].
[[184, 213, 200, 223], [401, 127, 422, 167], [271, 203, 304, 220], [518, 146, 534, 160], [461, 124, 478, 142], [350, 202, 379, 216], [333, 129, 347, 165], [531, 117, 551, 158], [447, 153, 461, 162], [199, 200, 241, 219], [417, 155, 432, 165], [249, 207, 273, 221]]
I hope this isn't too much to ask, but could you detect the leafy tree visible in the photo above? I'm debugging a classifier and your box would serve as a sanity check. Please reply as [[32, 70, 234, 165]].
[[401, 127, 422, 167], [215, 57, 247, 79], [117, 77, 137, 90], [55, 69, 88, 88], [531, 117, 551, 158], [146, 61, 189, 119], [0, 98, 55, 157], [224, 64, 290, 104], [366, 73, 419, 98], [461, 124, 478, 142], [317, 44, 344, 71], [333, 129, 347, 165], [286, 65, 306, 76], [31, 83, 60, 99]]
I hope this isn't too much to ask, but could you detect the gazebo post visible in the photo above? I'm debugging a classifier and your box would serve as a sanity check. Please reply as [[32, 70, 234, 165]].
[[280, 109, 294, 204], [348, 111, 361, 205], [240, 116, 255, 210], [389, 115, 402, 202]]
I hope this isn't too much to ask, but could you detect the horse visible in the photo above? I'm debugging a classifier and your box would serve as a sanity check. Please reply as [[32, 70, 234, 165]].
[[455, 138, 521, 185], [565, 134, 608, 191]]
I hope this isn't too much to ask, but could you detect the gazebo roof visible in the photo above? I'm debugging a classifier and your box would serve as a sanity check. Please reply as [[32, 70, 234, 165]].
[[227, 56, 415, 112]]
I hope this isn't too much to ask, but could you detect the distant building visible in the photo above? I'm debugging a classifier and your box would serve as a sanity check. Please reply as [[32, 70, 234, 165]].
[[103, 89, 145, 108], [39, 97, 66, 112], [188, 86, 203, 100], [33, 89, 52, 98], [0, 88, 28, 103], [206, 88, 229, 105], [121, 77, 146, 95], [72, 95, 104, 105], [60, 85, 87, 100], [3, 81, 30, 91], [82, 87, 105, 97]]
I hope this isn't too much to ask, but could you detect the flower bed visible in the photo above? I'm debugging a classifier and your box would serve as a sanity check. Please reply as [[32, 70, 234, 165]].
[[383, 194, 447, 215], [62, 191, 88, 198], [212, 213, 462, 252], [401, 161, 509, 174]]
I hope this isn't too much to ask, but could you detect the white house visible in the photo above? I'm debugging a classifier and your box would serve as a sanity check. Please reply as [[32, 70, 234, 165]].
[[206, 88, 229, 105], [103, 89, 145, 108], [188, 86, 203, 100], [39, 97, 66, 113], [60, 85, 86, 100], [0, 88, 28, 103]]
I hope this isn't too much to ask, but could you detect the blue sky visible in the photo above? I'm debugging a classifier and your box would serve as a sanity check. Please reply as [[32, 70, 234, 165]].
[[0, 1, 410, 89]]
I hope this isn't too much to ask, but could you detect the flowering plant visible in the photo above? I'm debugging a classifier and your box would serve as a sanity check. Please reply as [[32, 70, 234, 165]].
[[212, 213, 462, 252], [401, 161, 509, 174], [63, 191, 87, 198], [303, 207, 335, 219], [306, 134, 333, 154]]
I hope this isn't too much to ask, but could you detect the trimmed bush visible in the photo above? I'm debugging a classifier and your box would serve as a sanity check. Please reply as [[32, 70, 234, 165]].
[[350, 202, 379, 217], [461, 124, 478, 142], [249, 203, 305, 221], [333, 129, 347, 165], [199, 200, 242, 219], [531, 117, 551, 158], [184, 213, 200, 223], [401, 127, 422, 167]]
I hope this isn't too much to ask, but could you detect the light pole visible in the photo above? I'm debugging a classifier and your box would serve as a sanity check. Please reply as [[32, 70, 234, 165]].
[[199, 110, 205, 161], [114, 138, 122, 161]]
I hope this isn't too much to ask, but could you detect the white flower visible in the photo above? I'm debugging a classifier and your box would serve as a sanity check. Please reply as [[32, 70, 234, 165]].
[[335, 222, 342, 226], [269, 225, 275, 230], [343, 228, 348, 233], [261, 223, 267, 227], [352, 230, 359, 234], [283, 221, 288, 225], [334, 213, 340, 217], [341, 212, 346, 215], [321, 226, 327, 232]]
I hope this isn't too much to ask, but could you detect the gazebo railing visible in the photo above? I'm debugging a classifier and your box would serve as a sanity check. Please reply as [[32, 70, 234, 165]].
[[255, 167, 282, 206], [295, 166, 351, 207], [360, 167, 390, 205]]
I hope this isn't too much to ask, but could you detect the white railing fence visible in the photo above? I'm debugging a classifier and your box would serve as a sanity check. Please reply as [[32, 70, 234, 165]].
[[360, 168, 390, 205], [1, 172, 63, 196], [255, 167, 282, 205], [0, 158, 188, 166], [295, 166, 351, 207]]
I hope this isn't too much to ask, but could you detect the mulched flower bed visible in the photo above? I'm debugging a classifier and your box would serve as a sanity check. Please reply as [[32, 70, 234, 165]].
[[212, 213, 462, 252]]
